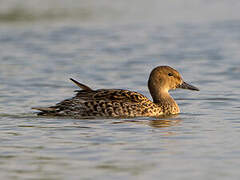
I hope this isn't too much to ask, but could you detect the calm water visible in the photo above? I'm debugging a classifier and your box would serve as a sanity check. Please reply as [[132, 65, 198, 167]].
[[1, 1, 240, 180]]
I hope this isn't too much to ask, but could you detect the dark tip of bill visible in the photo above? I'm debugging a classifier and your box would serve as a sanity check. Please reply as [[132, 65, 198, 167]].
[[178, 82, 199, 91]]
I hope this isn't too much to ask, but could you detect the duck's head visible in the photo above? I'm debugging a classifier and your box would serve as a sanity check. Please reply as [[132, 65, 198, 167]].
[[148, 66, 199, 94]]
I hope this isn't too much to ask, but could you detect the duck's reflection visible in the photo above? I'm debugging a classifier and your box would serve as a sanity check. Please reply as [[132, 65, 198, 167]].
[[147, 119, 181, 128], [112, 114, 181, 128]]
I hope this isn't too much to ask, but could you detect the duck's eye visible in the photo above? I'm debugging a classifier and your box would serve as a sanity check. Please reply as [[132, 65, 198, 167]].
[[168, 73, 173, 77]]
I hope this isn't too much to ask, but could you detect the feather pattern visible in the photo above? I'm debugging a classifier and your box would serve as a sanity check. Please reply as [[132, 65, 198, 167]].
[[34, 88, 163, 118]]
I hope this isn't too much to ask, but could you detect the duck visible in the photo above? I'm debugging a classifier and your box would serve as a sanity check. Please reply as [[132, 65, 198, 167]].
[[33, 66, 199, 118]]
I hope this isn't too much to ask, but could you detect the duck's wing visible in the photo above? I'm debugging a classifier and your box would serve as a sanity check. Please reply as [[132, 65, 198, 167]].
[[32, 79, 153, 117], [32, 89, 151, 116], [74, 88, 150, 103], [70, 78, 150, 102]]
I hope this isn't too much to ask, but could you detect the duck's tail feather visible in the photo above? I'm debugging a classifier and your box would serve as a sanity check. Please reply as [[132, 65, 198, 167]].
[[70, 78, 93, 91], [32, 107, 57, 115], [32, 107, 55, 112]]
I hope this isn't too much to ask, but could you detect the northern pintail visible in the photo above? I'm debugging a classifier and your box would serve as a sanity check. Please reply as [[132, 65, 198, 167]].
[[33, 66, 199, 118]]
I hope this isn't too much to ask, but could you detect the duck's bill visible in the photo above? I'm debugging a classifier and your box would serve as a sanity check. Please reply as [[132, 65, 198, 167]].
[[177, 82, 199, 91]]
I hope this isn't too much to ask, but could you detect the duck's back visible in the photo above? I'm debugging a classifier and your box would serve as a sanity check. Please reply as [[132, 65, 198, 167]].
[[35, 89, 163, 118]]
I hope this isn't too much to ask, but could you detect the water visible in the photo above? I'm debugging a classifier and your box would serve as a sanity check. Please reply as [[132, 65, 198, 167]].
[[1, 1, 240, 180]]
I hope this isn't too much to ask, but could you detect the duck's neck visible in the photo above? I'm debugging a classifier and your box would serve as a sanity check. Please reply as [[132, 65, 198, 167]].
[[148, 76, 180, 114], [151, 89, 174, 103], [149, 88, 180, 114]]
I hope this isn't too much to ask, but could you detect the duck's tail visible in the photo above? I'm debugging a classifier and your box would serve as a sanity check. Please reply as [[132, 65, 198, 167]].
[[32, 107, 57, 116], [70, 78, 93, 91], [32, 78, 92, 116]]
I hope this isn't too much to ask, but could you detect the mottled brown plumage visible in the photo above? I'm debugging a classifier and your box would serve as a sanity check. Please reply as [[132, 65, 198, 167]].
[[33, 66, 199, 118]]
